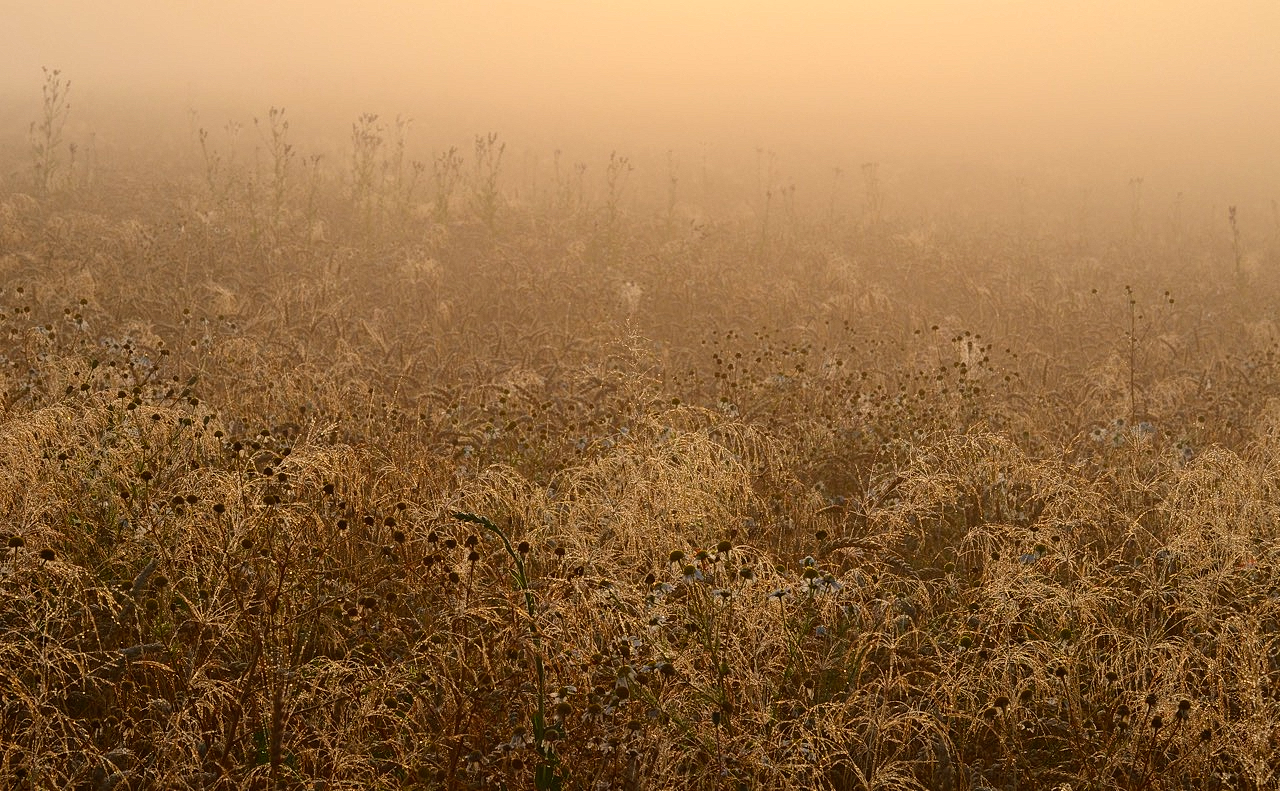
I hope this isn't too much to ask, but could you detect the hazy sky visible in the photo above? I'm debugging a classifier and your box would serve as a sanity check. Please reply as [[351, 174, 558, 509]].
[[4, 1, 1279, 179]]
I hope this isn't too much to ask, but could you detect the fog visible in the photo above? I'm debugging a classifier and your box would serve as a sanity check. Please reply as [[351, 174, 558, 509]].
[[5, 1, 1279, 211]]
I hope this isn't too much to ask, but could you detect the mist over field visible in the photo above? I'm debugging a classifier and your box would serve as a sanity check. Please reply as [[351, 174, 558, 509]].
[[5, 4, 1280, 790], [5, 1, 1280, 209]]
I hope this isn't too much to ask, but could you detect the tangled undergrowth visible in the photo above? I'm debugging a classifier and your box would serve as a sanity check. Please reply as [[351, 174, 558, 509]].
[[2, 115, 1280, 791]]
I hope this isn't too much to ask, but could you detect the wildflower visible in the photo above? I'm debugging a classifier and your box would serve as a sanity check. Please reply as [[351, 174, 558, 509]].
[[681, 564, 703, 584], [614, 664, 637, 684], [508, 727, 529, 749]]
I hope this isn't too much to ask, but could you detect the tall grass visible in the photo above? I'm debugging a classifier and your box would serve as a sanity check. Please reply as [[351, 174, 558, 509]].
[[0, 88, 1278, 790]]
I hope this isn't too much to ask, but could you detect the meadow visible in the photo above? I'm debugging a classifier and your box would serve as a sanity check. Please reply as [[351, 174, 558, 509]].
[[2, 88, 1280, 790]]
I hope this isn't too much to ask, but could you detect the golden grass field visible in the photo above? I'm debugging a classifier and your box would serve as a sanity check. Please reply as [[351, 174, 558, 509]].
[[2, 92, 1280, 790]]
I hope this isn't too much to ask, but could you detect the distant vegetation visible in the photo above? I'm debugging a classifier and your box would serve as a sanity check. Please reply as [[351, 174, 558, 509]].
[[2, 75, 1279, 790]]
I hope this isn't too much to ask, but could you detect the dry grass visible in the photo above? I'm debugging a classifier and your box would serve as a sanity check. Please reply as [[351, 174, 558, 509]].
[[1, 105, 1279, 791]]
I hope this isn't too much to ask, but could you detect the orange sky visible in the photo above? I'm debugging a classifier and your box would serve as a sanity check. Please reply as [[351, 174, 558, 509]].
[[4, 1, 1279, 176]]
